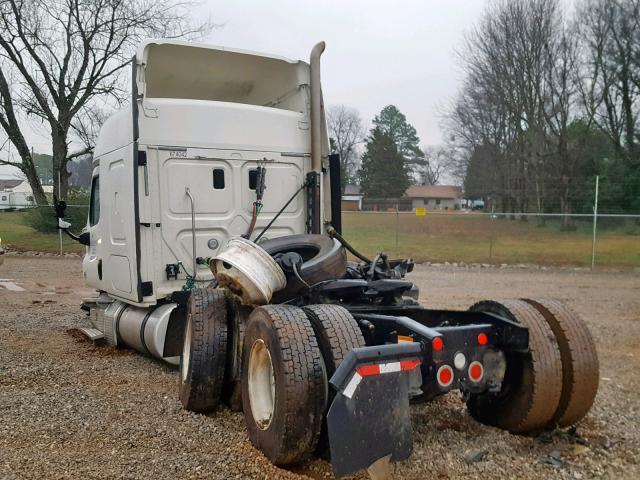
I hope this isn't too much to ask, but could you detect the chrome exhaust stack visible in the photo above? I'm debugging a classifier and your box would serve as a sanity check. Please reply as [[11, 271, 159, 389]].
[[310, 41, 326, 174]]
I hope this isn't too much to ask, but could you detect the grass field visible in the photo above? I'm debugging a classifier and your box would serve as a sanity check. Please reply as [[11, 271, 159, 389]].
[[1, 209, 638, 267], [342, 211, 640, 267], [0, 210, 85, 254]]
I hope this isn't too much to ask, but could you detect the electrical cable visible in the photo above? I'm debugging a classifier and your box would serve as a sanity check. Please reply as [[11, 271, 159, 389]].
[[292, 261, 310, 289]]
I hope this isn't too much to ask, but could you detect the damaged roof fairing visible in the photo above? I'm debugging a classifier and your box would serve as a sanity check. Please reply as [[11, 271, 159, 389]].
[[135, 39, 311, 113]]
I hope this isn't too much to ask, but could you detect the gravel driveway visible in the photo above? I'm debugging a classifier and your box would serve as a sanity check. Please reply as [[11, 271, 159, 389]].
[[1, 256, 638, 479]]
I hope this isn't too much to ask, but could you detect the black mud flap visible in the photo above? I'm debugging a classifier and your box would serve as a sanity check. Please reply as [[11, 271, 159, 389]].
[[327, 343, 422, 478]]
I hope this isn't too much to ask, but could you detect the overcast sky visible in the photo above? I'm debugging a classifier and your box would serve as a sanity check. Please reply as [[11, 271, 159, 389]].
[[2, 0, 489, 174], [199, 0, 489, 145]]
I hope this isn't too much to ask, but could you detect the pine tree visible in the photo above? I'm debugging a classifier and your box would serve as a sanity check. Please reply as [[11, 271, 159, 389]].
[[372, 105, 424, 175], [359, 127, 410, 198]]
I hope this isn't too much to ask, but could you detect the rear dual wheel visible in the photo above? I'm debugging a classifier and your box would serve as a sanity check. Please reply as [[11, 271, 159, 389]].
[[523, 299, 599, 427], [241, 304, 364, 464], [241, 305, 326, 465], [302, 305, 366, 454], [467, 299, 598, 433]]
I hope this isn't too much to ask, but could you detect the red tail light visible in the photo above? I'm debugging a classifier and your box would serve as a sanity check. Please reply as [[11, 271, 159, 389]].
[[432, 337, 444, 351], [436, 365, 454, 387], [468, 361, 484, 382], [477, 333, 488, 345]]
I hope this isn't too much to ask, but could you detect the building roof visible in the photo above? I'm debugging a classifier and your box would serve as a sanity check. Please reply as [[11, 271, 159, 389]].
[[0, 179, 23, 191], [343, 184, 362, 196], [404, 185, 463, 199]]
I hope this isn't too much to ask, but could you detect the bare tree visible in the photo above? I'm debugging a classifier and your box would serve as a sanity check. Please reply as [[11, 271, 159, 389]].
[[446, 0, 563, 213], [420, 145, 447, 185], [0, 0, 212, 203], [542, 20, 581, 228], [577, 0, 640, 160], [327, 104, 366, 190]]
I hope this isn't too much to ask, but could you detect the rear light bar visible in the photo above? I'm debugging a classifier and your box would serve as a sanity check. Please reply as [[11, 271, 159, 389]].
[[343, 358, 421, 399]]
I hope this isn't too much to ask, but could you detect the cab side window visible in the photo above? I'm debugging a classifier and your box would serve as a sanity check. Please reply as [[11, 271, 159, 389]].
[[89, 176, 100, 226]]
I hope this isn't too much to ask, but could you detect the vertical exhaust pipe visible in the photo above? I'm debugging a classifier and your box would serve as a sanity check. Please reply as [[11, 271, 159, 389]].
[[310, 41, 325, 173]]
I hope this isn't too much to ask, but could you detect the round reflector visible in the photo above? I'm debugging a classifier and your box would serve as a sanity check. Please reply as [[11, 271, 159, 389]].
[[436, 365, 454, 388], [477, 333, 488, 345], [468, 361, 484, 383], [432, 337, 444, 351], [454, 352, 466, 370]]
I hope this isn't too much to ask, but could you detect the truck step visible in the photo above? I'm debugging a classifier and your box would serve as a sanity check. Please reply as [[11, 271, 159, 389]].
[[78, 327, 105, 341]]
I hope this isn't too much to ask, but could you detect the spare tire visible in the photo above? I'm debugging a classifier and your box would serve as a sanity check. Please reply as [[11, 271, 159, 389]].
[[259, 234, 346, 301]]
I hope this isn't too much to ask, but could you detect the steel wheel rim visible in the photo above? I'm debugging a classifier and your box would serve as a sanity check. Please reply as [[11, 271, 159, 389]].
[[181, 317, 192, 382], [248, 339, 275, 430]]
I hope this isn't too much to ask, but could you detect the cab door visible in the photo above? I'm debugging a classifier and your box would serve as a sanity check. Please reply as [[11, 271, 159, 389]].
[[82, 170, 103, 291], [97, 145, 140, 303]]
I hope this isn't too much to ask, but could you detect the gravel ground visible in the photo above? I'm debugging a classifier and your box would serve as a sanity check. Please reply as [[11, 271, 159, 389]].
[[0, 256, 638, 479]]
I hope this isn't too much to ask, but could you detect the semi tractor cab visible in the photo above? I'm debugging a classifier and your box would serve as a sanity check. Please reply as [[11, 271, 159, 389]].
[[58, 40, 599, 478], [81, 39, 332, 306]]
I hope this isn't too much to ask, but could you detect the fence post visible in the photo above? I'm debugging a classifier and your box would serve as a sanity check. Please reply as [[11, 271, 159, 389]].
[[489, 210, 494, 262], [57, 172, 63, 256], [395, 203, 399, 256], [591, 176, 599, 270]]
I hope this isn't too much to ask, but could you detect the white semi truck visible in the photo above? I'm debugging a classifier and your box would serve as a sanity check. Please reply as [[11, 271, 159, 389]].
[[57, 40, 600, 478]]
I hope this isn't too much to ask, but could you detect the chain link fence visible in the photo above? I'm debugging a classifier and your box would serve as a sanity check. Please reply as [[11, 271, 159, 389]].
[[1, 206, 639, 267], [341, 211, 640, 268]]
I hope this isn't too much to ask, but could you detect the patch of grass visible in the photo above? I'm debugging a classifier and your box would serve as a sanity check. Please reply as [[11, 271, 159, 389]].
[[342, 212, 640, 267], [0, 210, 84, 254], [2, 209, 638, 267]]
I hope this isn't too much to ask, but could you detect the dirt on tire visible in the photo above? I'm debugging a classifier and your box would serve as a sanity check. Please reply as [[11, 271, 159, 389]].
[[468, 299, 563, 432], [302, 304, 366, 374], [179, 287, 228, 412], [523, 298, 600, 427], [241, 305, 326, 466], [302, 304, 366, 453]]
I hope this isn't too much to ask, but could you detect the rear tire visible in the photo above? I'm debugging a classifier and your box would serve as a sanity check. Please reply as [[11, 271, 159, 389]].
[[523, 299, 599, 427], [467, 299, 563, 433], [179, 288, 228, 412], [241, 305, 326, 465], [302, 305, 366, 454], [224, 301, 248, 412]]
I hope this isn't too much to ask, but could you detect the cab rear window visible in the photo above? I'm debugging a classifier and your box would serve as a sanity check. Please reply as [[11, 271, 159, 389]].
[[89, 176, 100, 226]]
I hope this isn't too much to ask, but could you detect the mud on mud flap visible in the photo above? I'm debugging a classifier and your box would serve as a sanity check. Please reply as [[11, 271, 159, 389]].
[[327, 342, 423, 478]]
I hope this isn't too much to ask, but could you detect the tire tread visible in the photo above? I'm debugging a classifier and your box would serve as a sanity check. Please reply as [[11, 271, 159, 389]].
[[523, 298, 599, 426], [180, 287, 228, 412]]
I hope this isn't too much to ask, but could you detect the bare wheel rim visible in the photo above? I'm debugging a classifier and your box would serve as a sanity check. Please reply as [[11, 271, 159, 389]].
[[181, 317, 192, 383], [248, 339, 275, 430]]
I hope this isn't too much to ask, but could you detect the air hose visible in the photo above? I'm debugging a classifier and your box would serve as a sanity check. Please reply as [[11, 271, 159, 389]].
[[326, 225, 372, 263]]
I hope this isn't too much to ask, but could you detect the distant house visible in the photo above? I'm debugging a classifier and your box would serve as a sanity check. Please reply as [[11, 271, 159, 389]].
[[404, 185, 463, 210], [341, 184, 364, 211], [0, 174, 52, 210]]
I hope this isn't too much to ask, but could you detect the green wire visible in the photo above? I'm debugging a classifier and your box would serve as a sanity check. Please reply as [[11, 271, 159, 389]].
[[178, 262, 195, 291]]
